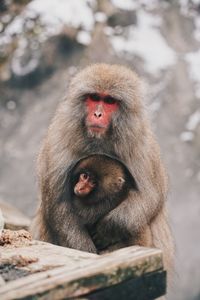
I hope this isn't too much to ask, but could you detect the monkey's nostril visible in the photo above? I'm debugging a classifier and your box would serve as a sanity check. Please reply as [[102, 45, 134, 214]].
[[94, 112, 102, 118]]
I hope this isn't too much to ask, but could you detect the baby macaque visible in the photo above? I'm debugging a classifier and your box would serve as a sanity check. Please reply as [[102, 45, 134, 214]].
[[68, 154, 138, 227]]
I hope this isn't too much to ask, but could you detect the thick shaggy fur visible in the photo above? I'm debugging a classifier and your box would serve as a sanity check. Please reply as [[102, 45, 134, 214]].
[[66, 154, 137, 227], [31, 64, 174, 276]]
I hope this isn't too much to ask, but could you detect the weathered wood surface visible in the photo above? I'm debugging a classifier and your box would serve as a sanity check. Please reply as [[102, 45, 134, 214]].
[[78, 270, 166, 300], [0, 238, 166, 300], [0, 200, 31, 231]]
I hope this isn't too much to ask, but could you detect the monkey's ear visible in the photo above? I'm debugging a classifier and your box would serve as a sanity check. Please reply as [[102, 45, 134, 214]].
[[118, 177, 125, 183], [118, 177, 125, 188]]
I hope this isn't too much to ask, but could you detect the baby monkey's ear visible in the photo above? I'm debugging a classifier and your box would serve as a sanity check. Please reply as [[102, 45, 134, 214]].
[[118, 177, 125, 187]]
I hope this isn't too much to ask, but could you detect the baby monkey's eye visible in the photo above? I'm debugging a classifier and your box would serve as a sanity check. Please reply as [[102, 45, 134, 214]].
[[81, 173, 88, 180]]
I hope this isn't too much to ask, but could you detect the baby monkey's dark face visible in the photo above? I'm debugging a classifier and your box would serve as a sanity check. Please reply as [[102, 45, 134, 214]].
[[73, 169, 126, 201], [74, 171, 97, 198]]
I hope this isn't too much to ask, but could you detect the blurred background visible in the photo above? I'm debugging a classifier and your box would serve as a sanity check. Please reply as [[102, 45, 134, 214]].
[[0, 0, 200, 299]]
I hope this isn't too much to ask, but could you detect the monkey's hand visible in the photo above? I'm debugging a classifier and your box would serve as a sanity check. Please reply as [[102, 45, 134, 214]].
[[91, 230, 110, 251], [60, 222, 97, 254], [90, 220, 125, 251], [49, 202, 97, 254], [59, 225, 97, 253]]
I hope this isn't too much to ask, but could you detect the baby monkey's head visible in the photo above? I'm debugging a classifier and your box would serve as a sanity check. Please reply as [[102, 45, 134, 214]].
[[71, 154, 137, 205], [74, 169, 126, 198]]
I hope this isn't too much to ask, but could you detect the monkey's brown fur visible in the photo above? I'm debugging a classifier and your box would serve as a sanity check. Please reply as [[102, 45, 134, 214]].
[[31, 64, 174, 276], [66, 154, 138, 239]]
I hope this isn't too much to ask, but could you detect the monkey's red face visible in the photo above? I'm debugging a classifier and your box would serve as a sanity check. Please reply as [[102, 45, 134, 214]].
[[85, 93, 119, 137]]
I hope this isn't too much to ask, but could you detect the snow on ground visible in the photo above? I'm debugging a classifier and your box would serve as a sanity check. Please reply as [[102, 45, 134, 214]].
[[180, 131, 194, 142], [28, 0, 95, 32], [108, 10, 177, 76], [0, 0, 96, 77], [180, 110, 200, 142], [76, 31, 92, 46], [186, 110, 200, 131], [110, 0, 137, 11], [179, 0, 200, 42], [1, 0, 96, 45], [179, 0, 200, 16], [111, 0, 162, 11], [185, 50, 200, 98], [180, 0, 200, 98]]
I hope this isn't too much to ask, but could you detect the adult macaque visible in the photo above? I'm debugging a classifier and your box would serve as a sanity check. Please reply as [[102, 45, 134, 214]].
[[66, 154, 138, 241], [32, 64, 174, 274]]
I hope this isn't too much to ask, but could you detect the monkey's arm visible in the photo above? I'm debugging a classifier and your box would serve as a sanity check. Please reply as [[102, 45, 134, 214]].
[[92, 189, 161, 250], [98, 190, 153, 227], [93, 156, 168, 249], [43, 201, 97, 253], [36, 141, 97, 253]]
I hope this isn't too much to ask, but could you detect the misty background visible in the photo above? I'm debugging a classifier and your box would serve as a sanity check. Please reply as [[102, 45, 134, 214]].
[[0, 1, 200, 299]]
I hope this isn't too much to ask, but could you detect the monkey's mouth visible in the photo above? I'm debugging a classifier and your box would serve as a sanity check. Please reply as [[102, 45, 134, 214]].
[[88, 125, 107, 134]]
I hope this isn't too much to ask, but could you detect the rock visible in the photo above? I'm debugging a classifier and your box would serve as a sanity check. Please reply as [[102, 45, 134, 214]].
[[0, 229, 32, 247], [0, 0, 7, 13], [107, 10, 137, 27]]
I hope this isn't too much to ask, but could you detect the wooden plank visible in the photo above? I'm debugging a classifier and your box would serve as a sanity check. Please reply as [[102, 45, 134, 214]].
[[1, 240, 98, 273], [0, 240, 164, 300], [79, 270, 166, 300], [0, 200, 31, 231]]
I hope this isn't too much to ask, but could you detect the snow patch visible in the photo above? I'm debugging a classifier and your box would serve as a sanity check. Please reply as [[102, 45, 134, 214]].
[[28, 0, 95, 31], [180, 131, 194, 142], [181, 110, 200, 142], [186, 110, 200, 131], [94, 12, 107, 23], [111, 0, 137, 11], [179, 0, 200, 15], [111, 0, 161, 11], [5, 16, 24, 36], [76, 31, 91, 45], [185, 50, 200, 98], [179, 0, 200, 42], [11, 38, 40, 77], [7, 101, 17, 111], [0, 0, 96, 78], [193, 16, 200, 41], [110, 11, 176, 76], [1, 0, 96, 46]]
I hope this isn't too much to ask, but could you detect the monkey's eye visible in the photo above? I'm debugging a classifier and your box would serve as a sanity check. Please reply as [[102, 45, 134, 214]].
[[104, 96, 117, 105], [90, 93, 101, 102], [82, 173, 88, 180]]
